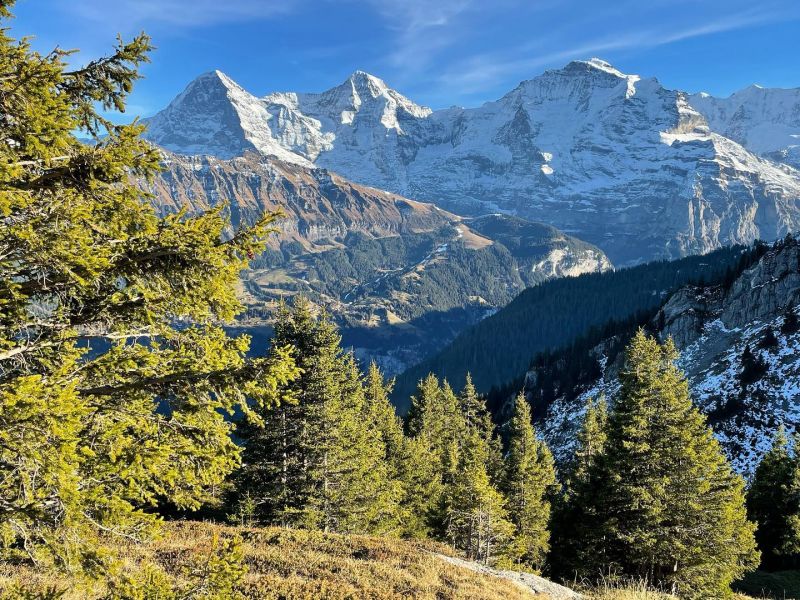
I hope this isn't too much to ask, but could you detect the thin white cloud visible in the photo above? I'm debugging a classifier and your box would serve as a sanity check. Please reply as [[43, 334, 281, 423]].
[[436, 7, 794, 95], [359, 0, 480, 74], [72, 0, 296, 28]]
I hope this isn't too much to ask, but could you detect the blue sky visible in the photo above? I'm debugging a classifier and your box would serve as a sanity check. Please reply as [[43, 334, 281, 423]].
[[9, 0, 800, 119]]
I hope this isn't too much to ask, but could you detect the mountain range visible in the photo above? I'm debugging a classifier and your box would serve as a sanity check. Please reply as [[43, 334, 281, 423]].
[[140, 58, 800, 377], [144, 59, 800, 266]]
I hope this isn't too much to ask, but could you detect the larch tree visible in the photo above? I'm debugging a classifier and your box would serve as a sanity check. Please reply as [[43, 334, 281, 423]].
[[0, 1, 299, 572], [588, 331, 759, 598], [501, 394, 556, 572]]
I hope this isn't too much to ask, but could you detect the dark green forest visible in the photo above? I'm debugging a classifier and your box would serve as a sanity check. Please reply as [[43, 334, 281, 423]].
[[393, 243, 766, 410]]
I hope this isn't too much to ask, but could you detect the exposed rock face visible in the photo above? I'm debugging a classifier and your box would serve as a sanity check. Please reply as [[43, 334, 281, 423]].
[[144, 59, 800, 265], [537, 239, 800, 474], [148, 151, 456, 248]]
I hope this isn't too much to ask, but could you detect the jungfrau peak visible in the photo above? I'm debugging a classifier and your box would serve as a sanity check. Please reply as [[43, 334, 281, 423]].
[[143, 59, 800, 265]]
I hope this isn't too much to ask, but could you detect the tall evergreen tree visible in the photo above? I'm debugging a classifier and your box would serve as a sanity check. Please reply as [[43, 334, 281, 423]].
[[236, 299, 398, 534], [459, 373, 504, 484], [747, 428, 800, 569], [502, 395, 556, 571], [445, 427, 514, 565], [549, 396, 609, 580], [0, 2, 298, 571], [581, 331, 759, 598]]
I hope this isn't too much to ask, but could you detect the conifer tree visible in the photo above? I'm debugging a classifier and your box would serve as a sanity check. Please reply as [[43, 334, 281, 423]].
[[236, 299, 398, 534], [502, 395, 556, 571], [549, 396, 608, 580], [459, 374, 504, 483], [404, 375, 464, 535], [747, 428, 800, 569], [445, 427, 514, 565], [0, 2, 298, 571], [584, 331, 759, 598], [781, 306, 800, 335]]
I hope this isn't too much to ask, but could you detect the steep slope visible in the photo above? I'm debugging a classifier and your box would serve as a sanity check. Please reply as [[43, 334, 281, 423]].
[[392, 245, 751, 410], [147, 151, 609, 373], [474, 237, 800, 475], [144, 70, 310, 164], [689, 85, 800, 169], [0, 520, 571, 599], [145, 60, 800, 265]]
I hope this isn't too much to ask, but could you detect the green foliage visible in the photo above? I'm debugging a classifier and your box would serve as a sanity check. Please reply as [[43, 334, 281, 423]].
[[444, 427, 514, 565], [549, 397, 609, 580], [395, 243, 765, 408], [747, 429, 800, 569], [564, 331, 759, 598], [234, 298, 400, 534], [0, 3, 297, 573], [501, 395, 556, 571]]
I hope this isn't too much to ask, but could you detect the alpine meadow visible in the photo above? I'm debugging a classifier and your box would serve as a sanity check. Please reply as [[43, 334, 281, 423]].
[[3, 1, 800, 599]]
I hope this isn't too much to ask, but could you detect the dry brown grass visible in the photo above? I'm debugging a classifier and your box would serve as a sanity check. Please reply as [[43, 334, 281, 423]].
[[0, 520, 544, 599], [585, 577, 758, 600]]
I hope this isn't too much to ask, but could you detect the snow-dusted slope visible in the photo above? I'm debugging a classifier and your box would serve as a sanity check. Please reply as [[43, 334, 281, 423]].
[[143, 60, 800, 265], [144, 71, 310, 165], [539, 239, 800, 475], [689, 85, 800, 169]]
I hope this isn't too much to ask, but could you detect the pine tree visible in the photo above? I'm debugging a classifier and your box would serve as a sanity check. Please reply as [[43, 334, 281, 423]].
[[585, 331, 759, 598], [502, 395, 556, 571], [0, 3, 298, 571], [747, 428, 800, 569], [445, 427, 514, 565]]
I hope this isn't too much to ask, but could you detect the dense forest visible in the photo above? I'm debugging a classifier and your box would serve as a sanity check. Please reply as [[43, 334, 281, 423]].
[[3, 4, 800, 599], [393, 243, 765, 409]]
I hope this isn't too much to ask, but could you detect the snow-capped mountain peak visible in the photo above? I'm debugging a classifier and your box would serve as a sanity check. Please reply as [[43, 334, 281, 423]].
[[144, 70, 310, 164], [143, 60, 800, 265], [688, 83, 800, 167]]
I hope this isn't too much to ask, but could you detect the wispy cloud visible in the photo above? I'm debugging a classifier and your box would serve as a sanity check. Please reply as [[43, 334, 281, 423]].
[[359, 0, 480, 76], [71, 0, 297, 29], [435, 6, 795, 96]]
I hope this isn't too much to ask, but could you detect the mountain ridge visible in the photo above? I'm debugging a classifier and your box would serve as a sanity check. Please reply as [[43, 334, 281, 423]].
[[144, 59, 800, 265]]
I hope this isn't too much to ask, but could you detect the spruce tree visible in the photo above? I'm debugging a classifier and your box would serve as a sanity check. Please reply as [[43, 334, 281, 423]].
[[586, 331, 759, 598], [236, 299, 398, 534], [445, 427, 514, 565], [747, 428, 800, 569], [459, 373, 504, 484], [0, 2, 298, 571], [549, 396, 609, 580], [502, 395, 556, 571]]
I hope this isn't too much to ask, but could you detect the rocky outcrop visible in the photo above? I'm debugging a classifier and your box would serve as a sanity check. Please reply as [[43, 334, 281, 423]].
[[147, 151, 457, 249], [537, 238, 800, 474]]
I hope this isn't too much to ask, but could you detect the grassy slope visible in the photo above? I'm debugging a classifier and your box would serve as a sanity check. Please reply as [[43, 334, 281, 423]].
[[0, 521, 769, 599], [0, 521, 540, 599]]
